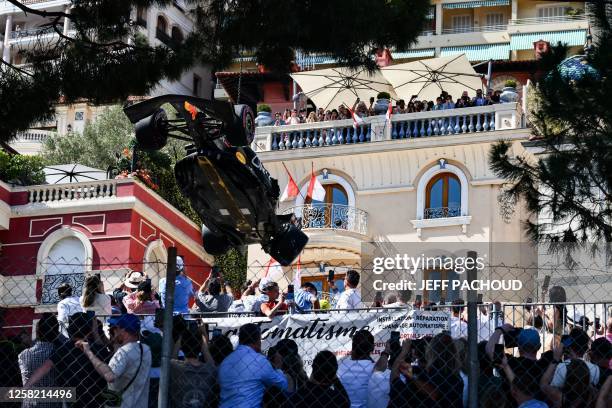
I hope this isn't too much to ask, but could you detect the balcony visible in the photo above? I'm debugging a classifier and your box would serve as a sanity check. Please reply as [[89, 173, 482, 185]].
[[507, 14, 588, 36], [156, 29, 175, 47], [252, 103, 520, 154], [10, 26, 55, 40], [425, 206, 461, 219], [441, 24, 507, 35], [27, 180, 117, 204], [284, 204, 368, 236], [14, 130, 52, 142]]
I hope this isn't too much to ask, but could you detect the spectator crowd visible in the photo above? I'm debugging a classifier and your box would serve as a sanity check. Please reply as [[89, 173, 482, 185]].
[[269, 89, 503, 127], [1, 262, 611, 408]]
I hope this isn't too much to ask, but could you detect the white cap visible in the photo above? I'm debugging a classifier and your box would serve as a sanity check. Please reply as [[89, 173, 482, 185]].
[[259, 277, 276, 292], [176, 256, 184, 272]]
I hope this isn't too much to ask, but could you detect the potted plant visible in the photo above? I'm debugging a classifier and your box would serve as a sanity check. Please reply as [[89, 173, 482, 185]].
[[373, 91, 391, 115], [254, 103, 274, 126], [500, 79, 519, 103]]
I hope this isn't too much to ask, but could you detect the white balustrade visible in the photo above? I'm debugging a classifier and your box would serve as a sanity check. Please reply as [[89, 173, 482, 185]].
[[27, 180, 117, 204], [253, 103, 519, 153]]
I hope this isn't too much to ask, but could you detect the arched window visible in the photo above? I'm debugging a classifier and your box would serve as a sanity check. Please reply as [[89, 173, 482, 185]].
[[37, 228, 93, 305], [425, 173, 461, 219], [144, 240, 167, 289], [171, 26, 183, 43], [304, 183, 349, 229], [156, 15, 168, 33], [136, 6, 147, 27]]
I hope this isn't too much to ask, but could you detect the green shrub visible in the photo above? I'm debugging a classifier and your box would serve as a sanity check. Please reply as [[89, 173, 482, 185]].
[[257, 104, 272, 113], [504, 79, 517, 88], [377, 91, 391, 100], [0, 150, 46, 186]]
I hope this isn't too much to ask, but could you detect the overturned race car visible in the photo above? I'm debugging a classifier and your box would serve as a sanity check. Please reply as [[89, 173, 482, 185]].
[[123, 95, 308, 266]]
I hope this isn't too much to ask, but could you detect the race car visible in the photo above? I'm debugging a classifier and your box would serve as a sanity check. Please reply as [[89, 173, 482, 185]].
[[123, 95, 308, 266]]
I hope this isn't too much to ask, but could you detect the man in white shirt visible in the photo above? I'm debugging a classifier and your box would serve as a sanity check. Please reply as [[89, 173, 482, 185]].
[[338, 329, 375, 408], [551, 328, 600, 387], [450, 298, 468, 339], [383, 290, 411, 308], [78, 314, 153, 408], [332, 270, 362, 310], [56, 283, 83, 338]]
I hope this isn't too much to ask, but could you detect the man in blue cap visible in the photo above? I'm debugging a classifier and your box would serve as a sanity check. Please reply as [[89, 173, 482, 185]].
[[487, 325, 548, 385], [77, 314, 152, 408], [159, 255, 194, 314]]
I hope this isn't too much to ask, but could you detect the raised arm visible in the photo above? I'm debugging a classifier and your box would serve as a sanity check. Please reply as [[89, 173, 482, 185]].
[[23, 360, 54, 387], [76, 341, 116, 383], [540, 345, 563, 407]]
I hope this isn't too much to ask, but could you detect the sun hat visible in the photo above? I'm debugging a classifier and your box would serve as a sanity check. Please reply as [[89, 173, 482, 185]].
[[124, 271, 146, 289]]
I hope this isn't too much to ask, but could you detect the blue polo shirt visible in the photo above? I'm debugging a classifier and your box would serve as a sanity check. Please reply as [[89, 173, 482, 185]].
[[159, 274, 194, 314]]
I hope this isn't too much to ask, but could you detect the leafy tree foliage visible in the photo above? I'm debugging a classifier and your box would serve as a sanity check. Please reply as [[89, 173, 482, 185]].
[[489, 2, 612, 244], [0, 150, 46, 186], [214, 247, 247, 296], [1, 0, 430, 139]]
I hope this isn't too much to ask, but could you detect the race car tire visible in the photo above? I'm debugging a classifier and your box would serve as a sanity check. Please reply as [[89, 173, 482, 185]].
[[268, 223, 309, 266], [226, 105, 255, 146], [202, 225, 232, 255], [135, 108, 169, 151]]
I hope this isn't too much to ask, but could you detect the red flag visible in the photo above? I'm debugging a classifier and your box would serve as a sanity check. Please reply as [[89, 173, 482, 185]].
[[386, 100, 393, 123], [280, 163, 299, 202], [306, 163, 325, 202]]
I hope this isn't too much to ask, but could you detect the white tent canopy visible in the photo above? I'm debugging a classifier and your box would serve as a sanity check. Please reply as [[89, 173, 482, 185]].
[[290, 67, 397, 111], [381, 54, 484, 102], [43, 164, 108, 184]]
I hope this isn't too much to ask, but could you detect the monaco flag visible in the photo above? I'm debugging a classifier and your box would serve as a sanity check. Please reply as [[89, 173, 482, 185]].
[[306, 164, 326, 202], [280, 163, 299, 202], [386, 100, 393, 123]]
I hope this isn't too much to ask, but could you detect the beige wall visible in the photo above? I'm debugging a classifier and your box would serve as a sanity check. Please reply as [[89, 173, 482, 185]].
[[516, 0, 585, 19], [247, 136, 537, 302]]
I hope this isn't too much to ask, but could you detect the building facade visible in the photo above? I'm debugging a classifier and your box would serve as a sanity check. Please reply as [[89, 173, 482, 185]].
[[0, 177, 213, 338]]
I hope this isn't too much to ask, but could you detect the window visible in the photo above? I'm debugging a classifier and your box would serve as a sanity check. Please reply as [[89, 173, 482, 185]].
[[423, 269, 461, 303], [193, 74, 201, 97], [485, 13, 505, 27], [302, 273, 345, 298], [41, 237, 87, 304], [452, 15, 473, 32], [171, 26, 183, 43], [74, 111, 84, 121], [144, 240, 167, 289], [303, 183, 349, 229], [425, 173, 461, 219], [156, 15, 168, 33], [136, 6, 147, 27], [538, 6, 568, 19]]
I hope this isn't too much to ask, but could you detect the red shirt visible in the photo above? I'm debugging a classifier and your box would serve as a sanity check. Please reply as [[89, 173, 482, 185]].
[[262, 300, 288, 314]]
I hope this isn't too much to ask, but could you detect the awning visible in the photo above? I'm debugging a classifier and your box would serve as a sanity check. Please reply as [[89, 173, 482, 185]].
[[443, 0, 509, 9], [510, 29, 586, 50], [392, 48, 436, 59], [441, 43, 510, 61]]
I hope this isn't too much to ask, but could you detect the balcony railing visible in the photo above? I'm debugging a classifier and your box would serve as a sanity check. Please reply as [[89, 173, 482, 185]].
[[156, 29, 175, 47], [424, 206, 461, 219], [509, 15, 587, 25], [10, 26, 55, 39], [14, 130, 52, 142], [253, 103, 520, 153], [284, 204, 368, 235], [27, 180, 117, 204], [441, 24, 507, 34]]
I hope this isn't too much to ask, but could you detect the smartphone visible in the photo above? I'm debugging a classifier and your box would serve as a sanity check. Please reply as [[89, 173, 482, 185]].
[[525, 297, 533, 312], [369, 97, 375, 104], [493, 344, 505, 365], [440, 297, 446, 306], [477, 293, 483, 304], [212, 328, 222, 339], [503, 328, 522, 348], [390, 331, 400, 344], [328, 269, 335, 282], [288, 284, 294, 293], [211, 266, 220, 279]]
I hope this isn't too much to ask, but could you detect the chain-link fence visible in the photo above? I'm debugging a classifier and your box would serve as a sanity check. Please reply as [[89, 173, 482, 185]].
[[0, 251, 610, 407]]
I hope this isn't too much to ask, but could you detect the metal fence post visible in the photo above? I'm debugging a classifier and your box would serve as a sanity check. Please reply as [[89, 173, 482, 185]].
[[158, 247, 177, 408], [466, 250, 479, 408]]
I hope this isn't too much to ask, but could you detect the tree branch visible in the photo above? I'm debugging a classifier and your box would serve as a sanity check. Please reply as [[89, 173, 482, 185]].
[[6, 0, 71, 19]]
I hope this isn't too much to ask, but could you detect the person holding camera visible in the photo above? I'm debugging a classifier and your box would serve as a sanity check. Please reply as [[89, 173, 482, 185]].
[[259, 278, 288, 318], [194, 267, 233, 313], [123, 279, 160, 315]]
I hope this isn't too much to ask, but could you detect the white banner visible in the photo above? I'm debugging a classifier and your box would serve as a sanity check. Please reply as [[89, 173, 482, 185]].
[[202, 310, 449, 372]]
